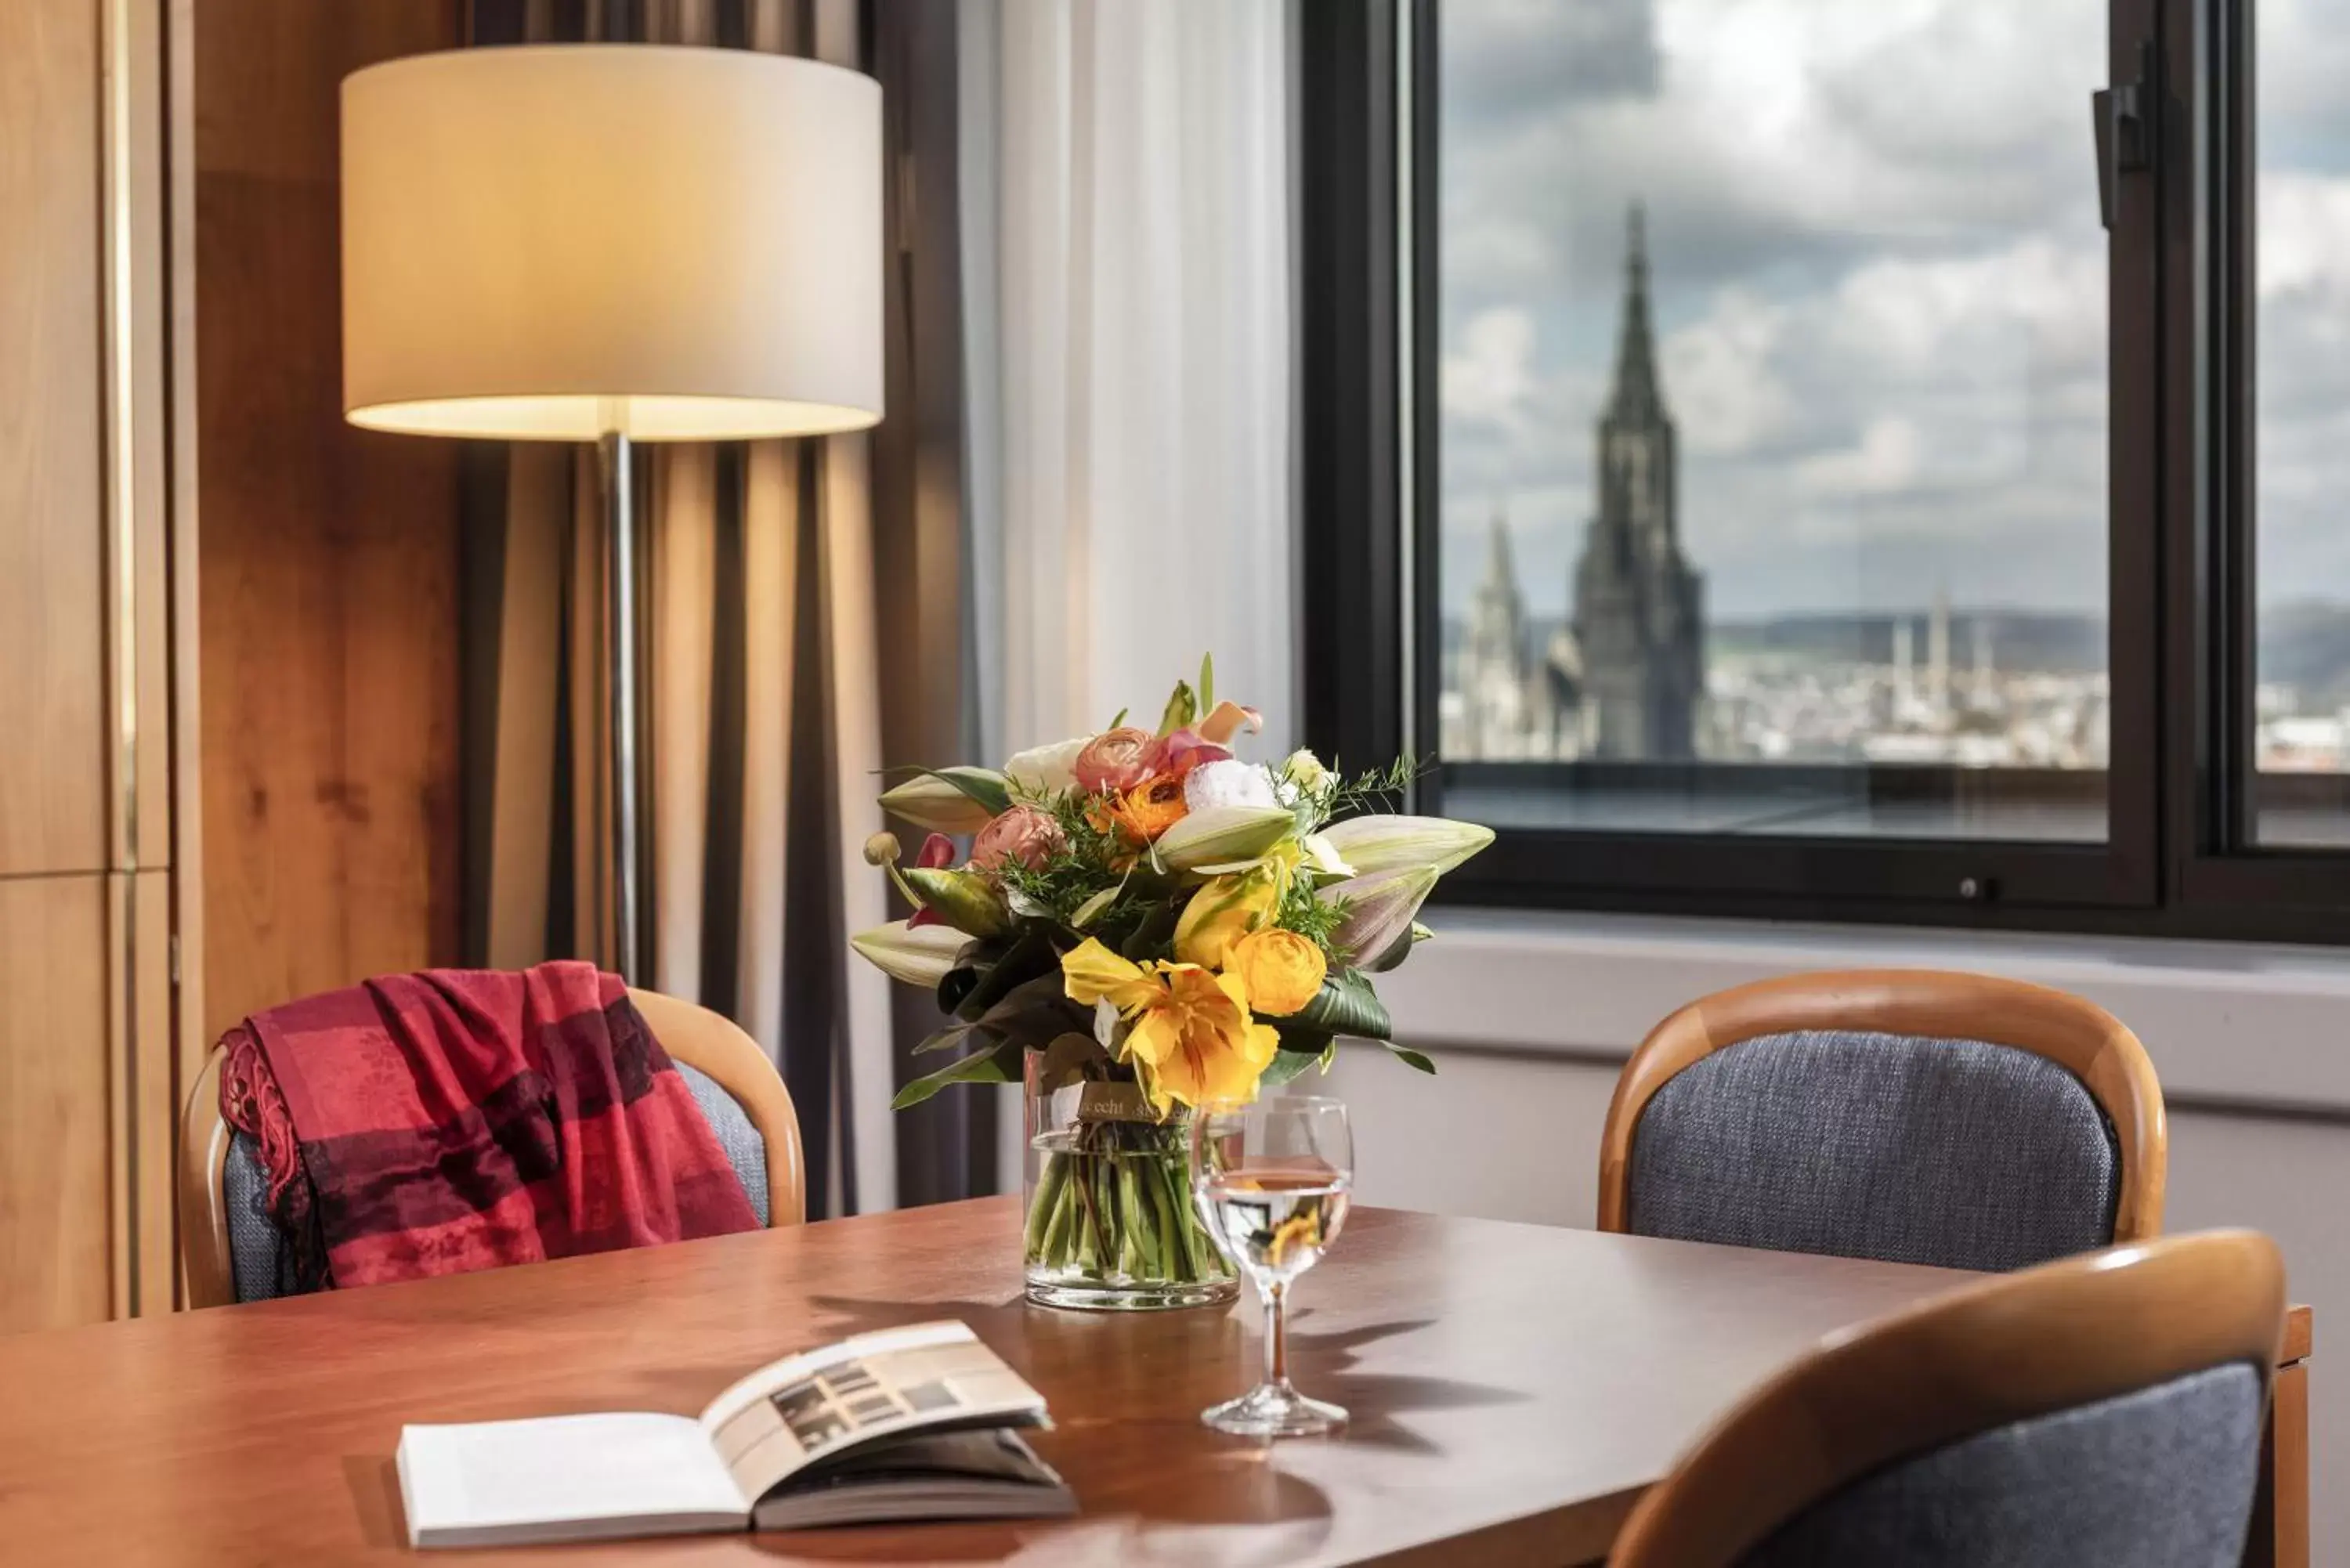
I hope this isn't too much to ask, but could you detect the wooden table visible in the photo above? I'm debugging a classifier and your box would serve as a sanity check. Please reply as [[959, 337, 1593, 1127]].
[[0, 1201, 2305, 1566]]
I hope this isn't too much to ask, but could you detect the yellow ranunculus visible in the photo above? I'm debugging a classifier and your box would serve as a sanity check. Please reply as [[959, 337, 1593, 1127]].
[[1225, 927, 1327, 1016], [1060, 938, 1280, 1113], [1173, 867, 1281, 969]]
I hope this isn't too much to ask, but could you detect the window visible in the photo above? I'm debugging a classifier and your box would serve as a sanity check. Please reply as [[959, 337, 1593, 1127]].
[[1434, 0, 2114, 845], [1298, 0, 2350, 941], [2252, 0, 2350, 847]]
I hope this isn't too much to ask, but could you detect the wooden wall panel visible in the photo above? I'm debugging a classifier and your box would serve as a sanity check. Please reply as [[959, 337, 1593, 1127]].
[[0, 877, 114, 1330], [0, 0, 108, 876], [194, 0, 466, 1042]]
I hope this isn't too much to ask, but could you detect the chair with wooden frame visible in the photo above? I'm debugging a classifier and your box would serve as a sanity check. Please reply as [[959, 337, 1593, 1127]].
[[179, 988, 804, 1308], [1598, 970, 2166, 1274], [1609, 1229, 2285, 1568]]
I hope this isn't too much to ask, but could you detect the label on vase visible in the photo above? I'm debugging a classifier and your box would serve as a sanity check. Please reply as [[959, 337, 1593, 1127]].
[[1075, 1081, 1155, 1124]]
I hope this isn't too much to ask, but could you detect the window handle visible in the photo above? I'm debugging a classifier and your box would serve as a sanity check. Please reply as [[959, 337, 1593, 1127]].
[[2094, 40, 2156, 230]]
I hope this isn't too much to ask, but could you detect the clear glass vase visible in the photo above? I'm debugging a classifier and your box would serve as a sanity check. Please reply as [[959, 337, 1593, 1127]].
[[1021, 1050, 1238, 1311]]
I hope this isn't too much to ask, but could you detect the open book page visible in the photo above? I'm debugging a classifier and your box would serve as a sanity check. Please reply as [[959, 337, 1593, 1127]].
[[396, 1412, 748, 1548], [699, 1321, 1047, 1505]]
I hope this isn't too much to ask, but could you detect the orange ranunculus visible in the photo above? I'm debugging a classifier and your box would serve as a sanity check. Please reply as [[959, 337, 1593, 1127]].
[[1108, 772, 1189, 843], [1225, 927, 1327, 1015]]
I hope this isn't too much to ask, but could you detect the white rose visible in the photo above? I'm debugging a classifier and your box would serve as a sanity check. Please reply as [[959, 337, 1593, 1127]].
[[1004, 736, 1090, 796]]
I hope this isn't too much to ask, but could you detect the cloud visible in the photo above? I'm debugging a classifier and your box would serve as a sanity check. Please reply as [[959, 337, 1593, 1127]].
[[1660, 287, 1795, 457], [1797, 416, 1923, 498], [1438, 0, 1658, 128], [1436, 0, 2146, 620], [1441, 308, 1540, 431]]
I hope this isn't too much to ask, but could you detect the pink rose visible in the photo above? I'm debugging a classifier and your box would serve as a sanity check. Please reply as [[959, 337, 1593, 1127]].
[[971, 806, 1065, 876], [1072, 727, 1166, 794]]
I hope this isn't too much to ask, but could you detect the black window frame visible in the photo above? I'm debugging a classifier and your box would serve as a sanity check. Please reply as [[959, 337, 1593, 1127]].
[[1298, 0, 2350, 945]]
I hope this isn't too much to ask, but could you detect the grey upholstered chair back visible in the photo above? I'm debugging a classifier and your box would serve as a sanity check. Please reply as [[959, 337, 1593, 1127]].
[[1607, 1230, 2283, 1568], [222, 1060, 768, 1303], [1737, 1360, 2265, 1568], [1625, 1028, 2120, 1272]]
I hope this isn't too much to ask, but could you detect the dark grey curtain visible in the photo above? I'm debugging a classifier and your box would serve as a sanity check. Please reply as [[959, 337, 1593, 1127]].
[[455, 0, 992, 1212]]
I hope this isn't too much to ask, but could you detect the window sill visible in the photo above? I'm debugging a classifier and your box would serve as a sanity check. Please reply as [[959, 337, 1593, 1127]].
[[1379, 909, 2350, 1116]]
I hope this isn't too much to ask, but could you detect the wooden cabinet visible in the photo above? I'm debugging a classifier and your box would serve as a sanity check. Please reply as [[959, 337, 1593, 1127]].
[[2, 0, 473, 1323], [0, 0, 186, 1324], [0, 880, 112, 1329], [0, 0, 109, 878]]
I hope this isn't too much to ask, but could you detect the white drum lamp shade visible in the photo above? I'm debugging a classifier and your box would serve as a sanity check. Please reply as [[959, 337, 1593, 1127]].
[[340, 45, 884, 442]]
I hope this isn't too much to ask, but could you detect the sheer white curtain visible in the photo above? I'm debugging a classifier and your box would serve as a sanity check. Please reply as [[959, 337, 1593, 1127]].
[[960, 0, 1295, 762]]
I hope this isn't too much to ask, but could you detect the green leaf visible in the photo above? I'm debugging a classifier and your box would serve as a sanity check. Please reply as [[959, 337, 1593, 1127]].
[[1198, 652, 1215, 712], [1258, 1048, 1324, 1088], [937, 962, 984, 1016], [1383, 1041, 1437, 1074], [1119, 900, 1180, 963], [1287, 968, 1393, 1041], [1032, 1031, 1108, 1093], [891, 1036, 1023, 1108], [912, 1021, 982, 1057], [917, 765, 1013, 817], [1156, 680, 1197, 738], [1108, 706, 1129, 729], [952, 926, 1060, 1021], [1071, 880, 1124, 930], [972, 972, 1087, 1042]]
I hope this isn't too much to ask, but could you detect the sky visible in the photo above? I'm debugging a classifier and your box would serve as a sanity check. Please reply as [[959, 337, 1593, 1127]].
[[1437, 0, 2350, 623]]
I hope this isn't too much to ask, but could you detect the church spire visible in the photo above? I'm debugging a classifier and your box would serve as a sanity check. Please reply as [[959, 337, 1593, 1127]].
[[1606, 201, 1665, 424], [1481, 504, 1517, 591]]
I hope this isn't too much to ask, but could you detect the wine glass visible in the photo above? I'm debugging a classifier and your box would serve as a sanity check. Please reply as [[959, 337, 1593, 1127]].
[[1188, 1095, 1354, 1436]]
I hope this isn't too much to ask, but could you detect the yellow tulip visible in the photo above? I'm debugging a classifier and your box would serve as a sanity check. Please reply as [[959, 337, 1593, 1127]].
[[1060, 937, 1166, 1014], [1173, 867, 1281, 969], [1225, 927, 1327, 1015], [1060, 938, 1280, 1113]]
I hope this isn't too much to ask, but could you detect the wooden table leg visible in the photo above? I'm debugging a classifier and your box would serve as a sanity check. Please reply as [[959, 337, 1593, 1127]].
[[2246, 1306, 2312, 1568]]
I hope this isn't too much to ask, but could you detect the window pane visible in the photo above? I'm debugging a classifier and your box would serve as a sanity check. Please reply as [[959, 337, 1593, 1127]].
[[1433, 0, 2110, 841], [2254, 0, 2350, 847]]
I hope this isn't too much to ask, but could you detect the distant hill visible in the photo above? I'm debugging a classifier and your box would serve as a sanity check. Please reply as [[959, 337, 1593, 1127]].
[[1441, 603, 2350, 697], [2261, 601, 2350, 703], [1444, 611, 2106, 674], [1708, 612, 2106, 674]]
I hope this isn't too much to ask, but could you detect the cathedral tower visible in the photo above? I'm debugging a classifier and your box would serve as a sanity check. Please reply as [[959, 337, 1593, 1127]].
[[1571, 204, 1705, 759]]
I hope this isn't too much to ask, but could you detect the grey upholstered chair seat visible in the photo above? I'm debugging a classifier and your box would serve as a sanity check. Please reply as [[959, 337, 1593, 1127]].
[[1626, 1029, 2120, 1273], [1742, 1361, 2265, 1568], [222, 1060, 767, 1303]]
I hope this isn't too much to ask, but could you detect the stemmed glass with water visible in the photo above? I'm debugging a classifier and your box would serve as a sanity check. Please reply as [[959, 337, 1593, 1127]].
[[1188, 1095, 1354, 1436]]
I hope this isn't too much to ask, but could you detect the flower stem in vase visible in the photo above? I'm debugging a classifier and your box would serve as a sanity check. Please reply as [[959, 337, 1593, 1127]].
[[1165, 1158, 1201, 1281], [1118, 1162, 1156, 1278], [1025, 1150, 1068, 1261]]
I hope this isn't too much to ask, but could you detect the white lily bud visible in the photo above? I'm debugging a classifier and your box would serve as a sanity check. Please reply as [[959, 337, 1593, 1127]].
[[1299, 831, 1355, 878], [1322, 864, 1440, 971], [1318, 814, 1495, 877], [1152, 804, 1299, 872], [877, 774, 1000, 833], [849, 920, 970, 988]]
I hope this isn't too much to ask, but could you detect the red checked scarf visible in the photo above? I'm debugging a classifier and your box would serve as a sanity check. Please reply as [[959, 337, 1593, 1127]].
[[218, 963, 758, 1292]]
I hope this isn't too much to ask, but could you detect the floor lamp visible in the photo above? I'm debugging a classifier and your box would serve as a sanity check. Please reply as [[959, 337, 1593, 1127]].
[[338, 45, 884, 982]]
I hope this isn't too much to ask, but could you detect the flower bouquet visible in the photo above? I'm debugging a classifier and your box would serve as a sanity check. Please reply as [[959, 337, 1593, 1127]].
[[851, 657, 1491, 1310]]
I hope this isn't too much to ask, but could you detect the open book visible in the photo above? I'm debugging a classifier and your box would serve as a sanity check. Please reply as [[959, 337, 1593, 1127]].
[[396, 1321, 1073, 1548]]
